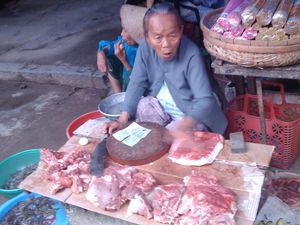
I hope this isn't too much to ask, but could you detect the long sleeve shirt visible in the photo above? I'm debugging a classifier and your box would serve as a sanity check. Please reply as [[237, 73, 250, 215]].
[[122, 36, 227, 134]]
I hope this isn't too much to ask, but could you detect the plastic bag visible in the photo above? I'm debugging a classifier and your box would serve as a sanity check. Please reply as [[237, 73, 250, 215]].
[[212, 0, 244, 32], [242, 27, 258, 40], [227, 0, 251, 28], [241, 0, 266, 28], [223, 24, 244, 38], [284, 0, 300, 35], [272, 0, 294, 29], [256, 0, 281, 27], [224, 82, 236, 102]]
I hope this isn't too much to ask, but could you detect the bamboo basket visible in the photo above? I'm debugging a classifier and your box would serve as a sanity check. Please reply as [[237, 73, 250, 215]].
[[200, 8, 300, 68]]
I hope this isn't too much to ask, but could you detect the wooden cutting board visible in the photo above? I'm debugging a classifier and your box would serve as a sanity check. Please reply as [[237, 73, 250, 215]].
[[106, 122, 172, 166]]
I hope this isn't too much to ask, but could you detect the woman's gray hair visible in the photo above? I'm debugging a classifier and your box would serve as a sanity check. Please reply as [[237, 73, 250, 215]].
[[143, 2, 182, 35]]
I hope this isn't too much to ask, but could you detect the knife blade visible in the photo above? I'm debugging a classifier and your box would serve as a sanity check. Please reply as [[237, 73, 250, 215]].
[[90, 138, 107, 176]]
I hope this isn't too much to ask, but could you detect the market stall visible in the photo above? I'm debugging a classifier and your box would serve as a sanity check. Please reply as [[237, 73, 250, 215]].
[[19, 118, 274, 225]]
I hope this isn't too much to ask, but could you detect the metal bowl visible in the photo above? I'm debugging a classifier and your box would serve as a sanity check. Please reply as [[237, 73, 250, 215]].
[[98, 92, 125, 120]]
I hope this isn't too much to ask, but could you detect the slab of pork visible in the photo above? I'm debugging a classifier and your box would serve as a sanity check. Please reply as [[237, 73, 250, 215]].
[[168, 131, 224, 166]]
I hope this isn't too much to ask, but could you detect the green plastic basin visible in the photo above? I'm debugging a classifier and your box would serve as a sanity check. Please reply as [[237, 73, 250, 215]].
[[0, 149, 40, 199]]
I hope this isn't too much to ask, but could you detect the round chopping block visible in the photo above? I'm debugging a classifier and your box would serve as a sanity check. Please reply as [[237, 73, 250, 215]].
[[106, 122, 172, 166]]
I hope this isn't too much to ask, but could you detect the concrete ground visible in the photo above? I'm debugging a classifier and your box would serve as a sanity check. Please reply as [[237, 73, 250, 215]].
[[0, 0, 299, 224]]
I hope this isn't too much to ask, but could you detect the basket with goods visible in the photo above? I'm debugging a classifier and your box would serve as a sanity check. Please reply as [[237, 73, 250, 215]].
[[200, 0, 300, 67], [225, 81, 300, 169]]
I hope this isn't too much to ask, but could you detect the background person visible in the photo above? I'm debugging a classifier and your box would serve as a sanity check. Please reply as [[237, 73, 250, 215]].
[[97, 21, 138, 93]]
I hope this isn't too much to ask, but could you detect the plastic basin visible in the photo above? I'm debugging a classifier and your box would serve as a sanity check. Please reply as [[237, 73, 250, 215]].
[[0, 192, 68, 225], [66, 110, 103, 139], [0, 149, 40, 199]]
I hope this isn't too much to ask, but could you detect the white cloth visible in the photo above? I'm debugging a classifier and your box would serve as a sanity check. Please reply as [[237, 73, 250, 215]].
[[156, 82, 184, 120]]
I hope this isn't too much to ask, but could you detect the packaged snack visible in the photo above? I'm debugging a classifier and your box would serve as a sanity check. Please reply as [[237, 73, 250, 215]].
[[213, 0, 244, 31], [227, 0, 251, 28], [241, 0, 266, 28], [256, 0, 281, 26], [272, 0, 294, 29], [242, 27, 258, 40], [284, 0, 300, 35], [289, 32, 300, 39], [252, 22, 261, 30], [223, 24, 244, 38]]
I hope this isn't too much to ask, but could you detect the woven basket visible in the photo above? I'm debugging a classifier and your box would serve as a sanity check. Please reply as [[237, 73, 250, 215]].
[[200, 8, 300, 68]]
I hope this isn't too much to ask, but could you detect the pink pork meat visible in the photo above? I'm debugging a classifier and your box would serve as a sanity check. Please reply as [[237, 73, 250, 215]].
[[86, 165, 157, 213], [175, 173, 237, 225], [151, 184, 186, 224], [40, 148, 91, 194], [168, 131, 224, 166]]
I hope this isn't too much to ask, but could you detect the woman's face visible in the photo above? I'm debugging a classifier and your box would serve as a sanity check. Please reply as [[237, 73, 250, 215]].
[[146, 13, 183, 61], [121, 28, 137, 46]]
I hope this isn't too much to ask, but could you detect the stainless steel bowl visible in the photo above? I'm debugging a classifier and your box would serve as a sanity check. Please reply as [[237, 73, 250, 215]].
[[98, 92, 125, 120]]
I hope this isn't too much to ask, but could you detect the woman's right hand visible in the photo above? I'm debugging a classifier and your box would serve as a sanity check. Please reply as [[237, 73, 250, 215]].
[[102, 112, 129, 135]]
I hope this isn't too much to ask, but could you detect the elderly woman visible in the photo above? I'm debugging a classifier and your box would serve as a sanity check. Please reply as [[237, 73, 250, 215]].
[[103, 2, 227, 136]]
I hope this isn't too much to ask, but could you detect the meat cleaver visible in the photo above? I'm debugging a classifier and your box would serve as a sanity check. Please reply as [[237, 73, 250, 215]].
[[90, 138, 107, 176]]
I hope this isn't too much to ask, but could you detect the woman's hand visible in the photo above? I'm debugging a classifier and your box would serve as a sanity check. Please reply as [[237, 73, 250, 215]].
[[170, 116, 197, 149], [102, 112, 129, 135], [102, 120, 124, 135], [114, 41, 126, 63], [114, 41, 132, 71], [97, 51, 108, 73], [170, 116, 196, 139]]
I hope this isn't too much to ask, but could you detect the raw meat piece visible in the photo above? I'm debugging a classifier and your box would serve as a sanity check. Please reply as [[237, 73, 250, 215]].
[[168, 131, 224, 166], [40, 149, 64, 164], [176, 173, 237, 225], [104, 164, 137, 188], [151, 184, 186, 224], [86, 175, 123, 211], [265, 177, 300, 207], [86, 165, 158, 212], [256, 0, 281, 26], [272, 0, 294, 29], [127, 192, 153, 219], [132, 171, 157, 194], [105, 165, 157, 195], [40, 148, 91, 194], [49, 171, 73, 194]]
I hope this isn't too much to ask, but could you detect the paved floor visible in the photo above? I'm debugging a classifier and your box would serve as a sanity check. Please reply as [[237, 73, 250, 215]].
[[0, 0, 122, 67], [0, 0, 123, 89]]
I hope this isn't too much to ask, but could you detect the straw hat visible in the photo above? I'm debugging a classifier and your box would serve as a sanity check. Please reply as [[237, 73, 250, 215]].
[[120, 4, 148, 44]]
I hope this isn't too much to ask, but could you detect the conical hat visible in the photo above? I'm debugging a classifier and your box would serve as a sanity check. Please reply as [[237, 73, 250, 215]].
[[120, 4, 148, 44]]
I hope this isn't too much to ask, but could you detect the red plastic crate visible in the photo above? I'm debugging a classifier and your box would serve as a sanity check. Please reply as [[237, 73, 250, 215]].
[[226, 82, 300, 169]]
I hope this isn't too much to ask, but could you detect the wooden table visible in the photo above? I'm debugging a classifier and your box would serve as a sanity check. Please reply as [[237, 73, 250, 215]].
[[20, 119, 275, 225], [212, 60, 300, 144]]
